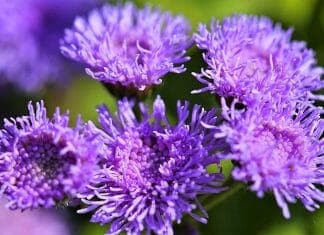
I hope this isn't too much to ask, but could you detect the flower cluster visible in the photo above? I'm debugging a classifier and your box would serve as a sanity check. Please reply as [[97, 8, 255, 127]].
[[193, 15, 323, 109], [0, 0, 99, 92], [194, 14, 323, 218], [0, 101, 98, 210], [60, 2, 192, 95], [78, 96, 225, 234], [0, 2, 323, 235], [216, 99, 324, 218]]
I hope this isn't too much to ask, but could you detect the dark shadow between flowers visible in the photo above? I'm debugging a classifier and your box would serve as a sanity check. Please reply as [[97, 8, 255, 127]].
[[0, 84, 45, 121], [152, 47, 218, 117]]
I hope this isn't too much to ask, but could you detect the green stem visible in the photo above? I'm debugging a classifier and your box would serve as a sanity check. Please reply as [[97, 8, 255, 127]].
[[204, 182, 244, 211]]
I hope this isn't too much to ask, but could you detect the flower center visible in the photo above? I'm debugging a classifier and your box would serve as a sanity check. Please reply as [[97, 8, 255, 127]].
[[13, 133, 76, 192], [107, 126, 199, 193], [248, 123, 310, 173], [112, 32, 151, 65], [109, 130, 170, 190], [236, 44, 271, 78]]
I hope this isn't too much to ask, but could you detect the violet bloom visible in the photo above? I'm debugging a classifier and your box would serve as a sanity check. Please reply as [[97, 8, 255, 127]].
[[60, 3, 192, 96], [0, 0, 99, 92], [0, 201, 71, 235], [79, 96, 225, 235], [193, 15, 323, 108], [216, 98, 324, 218], [0, 101, 98, 210]]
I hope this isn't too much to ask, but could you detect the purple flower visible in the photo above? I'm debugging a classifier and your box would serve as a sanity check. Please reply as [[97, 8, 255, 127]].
[[0, 0, 99, 92], [0, 200, 71, 235], [78, 96, 225, 235], [193, 15, 323, 108], [216, 98, 324, 218], [60, 3, 192, 94], [0, 101, 98, 210]]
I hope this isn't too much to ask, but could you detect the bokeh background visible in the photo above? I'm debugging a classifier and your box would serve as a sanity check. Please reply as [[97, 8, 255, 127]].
[[1, 0, 323, 234]]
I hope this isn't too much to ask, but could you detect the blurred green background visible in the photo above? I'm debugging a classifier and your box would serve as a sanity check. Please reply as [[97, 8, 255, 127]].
[[1, 0, 323, 234]]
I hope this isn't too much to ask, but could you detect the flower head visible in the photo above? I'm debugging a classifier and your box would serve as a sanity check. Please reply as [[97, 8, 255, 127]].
[[0, 201, 71, 235], [193, 14, 323, 108], [79, 96, 225, 235], [217, 99, 324, 218], [0, 101, 98, 210], [0, 0, 99, 92], [60, 3, 192, 95]]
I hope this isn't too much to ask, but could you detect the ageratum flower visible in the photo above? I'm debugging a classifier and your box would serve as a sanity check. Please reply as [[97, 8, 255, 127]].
[[0, 0, 99, 92], [217, 98, 324, 218], [0, 101, 98, 210], [0, 201, 71, 235], [193, 14, 323, 108], [60, 3, 192, 96], [79, 96, 225, 235]]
